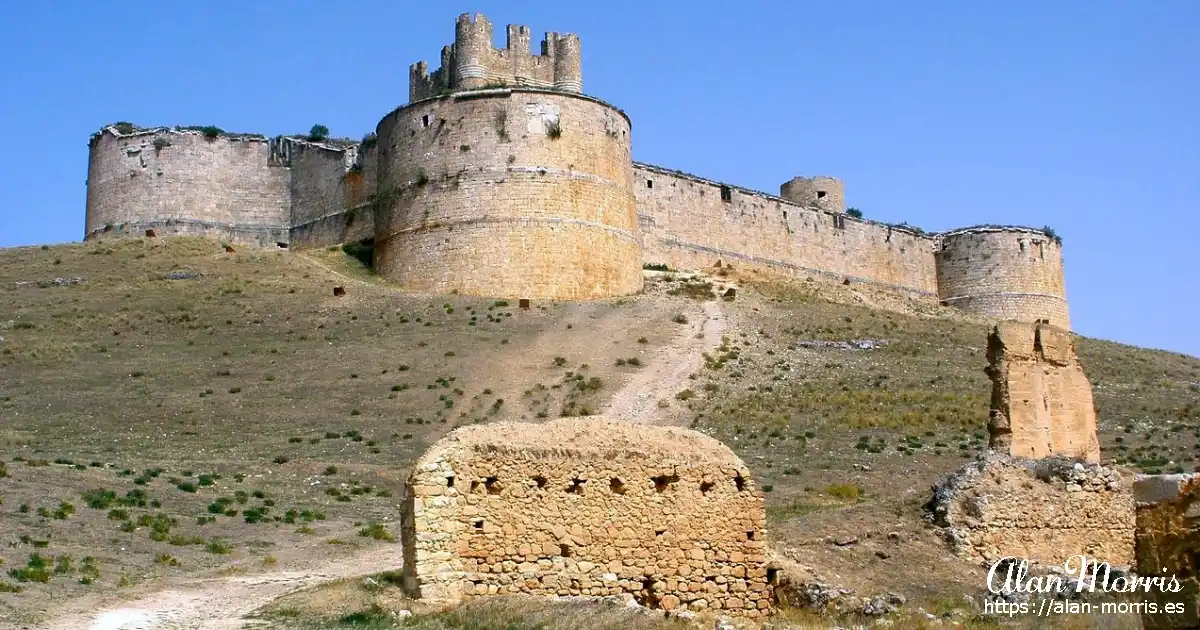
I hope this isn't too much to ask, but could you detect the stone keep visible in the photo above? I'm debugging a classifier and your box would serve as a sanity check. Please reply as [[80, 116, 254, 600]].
[[985, 321, 1100, 462], [400, 417, 774, 617]]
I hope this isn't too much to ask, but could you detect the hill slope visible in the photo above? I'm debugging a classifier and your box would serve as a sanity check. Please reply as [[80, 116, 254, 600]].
[[0, 236, 1197, 628]]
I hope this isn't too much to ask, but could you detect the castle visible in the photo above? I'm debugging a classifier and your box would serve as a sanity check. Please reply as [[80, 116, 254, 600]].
[[84, 12, 1071, 330]]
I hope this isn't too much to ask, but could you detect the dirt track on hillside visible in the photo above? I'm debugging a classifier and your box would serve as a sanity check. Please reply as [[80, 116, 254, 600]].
[[34, 297, 727, 630]]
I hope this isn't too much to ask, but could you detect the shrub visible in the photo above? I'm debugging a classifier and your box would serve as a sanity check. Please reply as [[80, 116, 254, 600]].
[[846, 208, 863, 219], [358, 522, 396, 542], [307, 124, 330, 141]]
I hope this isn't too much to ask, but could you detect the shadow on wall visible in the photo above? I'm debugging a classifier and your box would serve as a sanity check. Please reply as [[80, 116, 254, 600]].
[[341, 238, 374, 269]]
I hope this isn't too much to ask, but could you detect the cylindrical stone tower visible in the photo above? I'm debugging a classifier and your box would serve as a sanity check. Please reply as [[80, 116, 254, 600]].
[[935, 226, 1070, 329], [779, 176, 845, 213], [454, 13, 492, 90], [373, 88, 643, 300], [551, 34, 583, 93]]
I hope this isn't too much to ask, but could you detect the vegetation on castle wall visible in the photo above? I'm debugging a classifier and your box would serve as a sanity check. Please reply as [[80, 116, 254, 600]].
[[846, 208, 864, 219], [307, 125, 330, 142]]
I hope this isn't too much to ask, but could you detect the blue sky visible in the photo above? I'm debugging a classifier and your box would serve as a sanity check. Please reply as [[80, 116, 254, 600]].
[[0, 2, 1196, 356]]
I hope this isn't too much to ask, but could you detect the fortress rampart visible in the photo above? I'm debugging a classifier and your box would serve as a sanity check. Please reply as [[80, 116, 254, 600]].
[[82, 12, 1073, 328]]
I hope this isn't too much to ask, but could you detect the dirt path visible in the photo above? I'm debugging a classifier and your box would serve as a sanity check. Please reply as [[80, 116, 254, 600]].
[[604, 298, 726, 425], [37, 545, 403, 630]]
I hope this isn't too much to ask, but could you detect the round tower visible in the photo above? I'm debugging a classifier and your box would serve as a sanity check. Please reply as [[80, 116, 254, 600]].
[[373, 88, 642, 300], [779, 176, 845, 213], [551, 33, 583, 93], [454, 13, 492, 91], [935, 226, 1070, 329], [85, 126, 290, 247]]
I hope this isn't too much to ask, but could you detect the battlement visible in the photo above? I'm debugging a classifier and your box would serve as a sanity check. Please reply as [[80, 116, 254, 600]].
[[409, 13, 582, 102]]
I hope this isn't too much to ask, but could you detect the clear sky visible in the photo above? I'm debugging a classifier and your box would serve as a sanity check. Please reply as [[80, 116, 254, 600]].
[[0, 1, 1196, 356]]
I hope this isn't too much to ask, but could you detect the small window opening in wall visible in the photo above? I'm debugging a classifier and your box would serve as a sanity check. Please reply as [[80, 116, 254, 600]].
[[558, 543, 572, 557], [532, 475, 548, 489], [567, 478, 586, 494], [746, 530, 756, 541], [816, 190, 827, 199], [473, 519, 484, 530], [655, 529, 666, 537], [699, 481, 714, 495], [767, 568, 779, 584], [720, 185, 732, 203], [446, 476, 455, 488], [484, 476, 501, 495], [470, 480, 482, 493], [653, 474, 680, 493], [421, 115, 430, 128], [276, 242, 288, 249], [833, 214, 845, 230], [782, 211, 787, 221], [609, 478, 626, 494], [647, 179, 653, 189], [734, 474, 746, 491], [1019, 241, 1026, 252]]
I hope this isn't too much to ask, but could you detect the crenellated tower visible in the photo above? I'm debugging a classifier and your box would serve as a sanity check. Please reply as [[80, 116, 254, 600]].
[[409, 13, 583, 101]]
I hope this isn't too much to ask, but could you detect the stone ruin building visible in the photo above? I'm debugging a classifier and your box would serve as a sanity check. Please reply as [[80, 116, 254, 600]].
[[85, 12, 1070, 328], [928, 320, 1133, 567], [1133, 474, 1200, 630], [400, 417, 774, 618], [985, 321, 1101, 462]]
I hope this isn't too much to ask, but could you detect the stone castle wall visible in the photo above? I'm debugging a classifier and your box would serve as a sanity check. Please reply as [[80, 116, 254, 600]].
[[81, 12, 1074, 328], [635, 164, 939, 297], [373, 88, 643, 300], [402, 418, 774, 617], [409, 13, 582, 101], [936, 227, 1070, 329], [85, 129, 291, 247]]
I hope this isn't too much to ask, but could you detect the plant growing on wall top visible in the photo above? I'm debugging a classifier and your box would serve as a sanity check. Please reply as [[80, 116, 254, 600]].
[[1041, 226, 1062, 244], [846, 208, 863, 219], [545, 118, 562, 139], [361, 132, 378, 149], [308, 124, 330, 142]]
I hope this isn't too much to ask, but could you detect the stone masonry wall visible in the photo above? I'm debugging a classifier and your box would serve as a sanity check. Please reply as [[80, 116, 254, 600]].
[[1133, 474, 1200, 630], [374, 88, 642, 300], [927, 453, 1135, 567], [286, 140, 359, 227], [986, 321, 1100, 462], [86, 128, 290, 247], [634, 164, 938, 297], [936, 227, 1070, 329], [402, 418, 773, 618]]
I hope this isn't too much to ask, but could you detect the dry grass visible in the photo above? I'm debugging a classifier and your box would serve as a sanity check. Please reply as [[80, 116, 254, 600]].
[[0, 236, 1194, 628]]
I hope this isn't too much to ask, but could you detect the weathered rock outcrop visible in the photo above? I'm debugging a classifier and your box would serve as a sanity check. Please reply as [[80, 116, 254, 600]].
[[986, 321, 1100, 462]]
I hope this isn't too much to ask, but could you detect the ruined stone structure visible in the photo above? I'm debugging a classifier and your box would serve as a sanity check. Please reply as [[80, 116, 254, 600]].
[[83, 12, 1071, 325], [401, 418, 774, 617], [927, 453, 1135, 567], [1133, 474, 1200, 629], [985, 321, 1099, 462]]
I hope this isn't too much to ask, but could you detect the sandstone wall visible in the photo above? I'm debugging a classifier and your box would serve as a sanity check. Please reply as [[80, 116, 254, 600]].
[[634, 164, 938, 297], [936, 227, 1070, 329], [409, 13, 582, 101], [374, 89, 643, 300], [986, 321, 1100, 462], [928, 453, 1135, 567], [402, 418, 773, 617], [85, 128, 291, 247], [1133, 474, 1200, 629], [284, 139, 359, 227]]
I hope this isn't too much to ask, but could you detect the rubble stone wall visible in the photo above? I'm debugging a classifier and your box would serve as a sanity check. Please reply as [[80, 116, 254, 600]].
[[1134, 474, 1200, 630], [927, 453, 1135, 567], [401, 418, 774, 618]]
